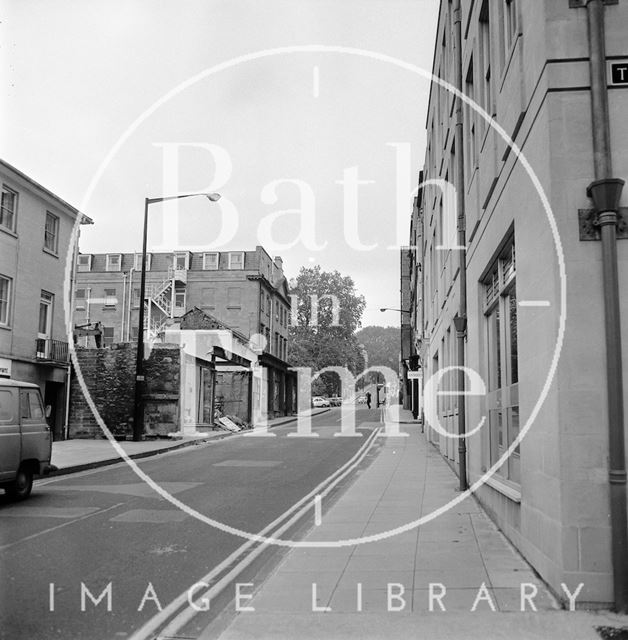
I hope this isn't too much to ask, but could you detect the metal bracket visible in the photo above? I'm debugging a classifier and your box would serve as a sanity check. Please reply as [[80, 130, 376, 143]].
[[578, 207, 628, 240], [569, 0, 618, 7]]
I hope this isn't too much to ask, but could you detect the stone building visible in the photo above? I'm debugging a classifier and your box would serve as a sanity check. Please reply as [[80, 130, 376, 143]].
[[414, 0, 628, 609], [0, 159, 91, 439], [73, 245, 295, 420]]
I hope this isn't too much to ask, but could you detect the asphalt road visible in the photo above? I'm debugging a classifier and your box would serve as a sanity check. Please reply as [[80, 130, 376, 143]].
[[0, 408, 382, 640]]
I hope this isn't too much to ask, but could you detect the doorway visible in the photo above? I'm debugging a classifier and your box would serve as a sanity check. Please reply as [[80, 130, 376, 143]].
[[44, 381, 64, 440]]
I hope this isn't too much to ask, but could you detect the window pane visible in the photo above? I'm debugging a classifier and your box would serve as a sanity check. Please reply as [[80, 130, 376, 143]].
[[104, 288, 116, 307], [1, 188, 16, 230], [495, 306, 501, 388], [509, 289, 518, 384], [44, 213, 58, 252], [0, 276, 9, 324], [509, 406, 520, 455], [508, 406, 520, 483], [488, 306, 501, 391], [20, 393, 30, 419], [0, 390, 15, 421], [28, 391, 44, 419], [38, 302, 49, 334]]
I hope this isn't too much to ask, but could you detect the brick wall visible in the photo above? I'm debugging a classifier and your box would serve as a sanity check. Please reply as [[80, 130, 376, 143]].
[[69, 343, 180, 438]]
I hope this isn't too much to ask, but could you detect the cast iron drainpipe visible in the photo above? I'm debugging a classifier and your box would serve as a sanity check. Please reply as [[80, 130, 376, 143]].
[[586, 0, 628, 614], [453, 0, 468, 491]]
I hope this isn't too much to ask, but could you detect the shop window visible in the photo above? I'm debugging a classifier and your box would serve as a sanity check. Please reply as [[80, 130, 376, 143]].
[[484, 236, 519, 485]]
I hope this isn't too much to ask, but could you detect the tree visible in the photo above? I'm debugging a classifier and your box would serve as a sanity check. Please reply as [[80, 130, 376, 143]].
[[355, 325, 401, 384], [288, 266, 366, 396]]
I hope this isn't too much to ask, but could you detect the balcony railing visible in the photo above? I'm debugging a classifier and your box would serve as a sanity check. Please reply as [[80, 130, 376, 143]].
[[35, 339, 69, 363]]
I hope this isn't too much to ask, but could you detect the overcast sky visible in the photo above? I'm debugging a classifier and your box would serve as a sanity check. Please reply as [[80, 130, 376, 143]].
[[1, 0, 439, 328]]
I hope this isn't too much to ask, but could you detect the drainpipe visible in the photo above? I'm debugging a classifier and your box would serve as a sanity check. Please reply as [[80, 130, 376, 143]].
[[127, 268, 136, 341], [121, 272, 127, 343], [584, 0, 628, 614], [453, 0, 468, 491], [64, 231, 81, 440]]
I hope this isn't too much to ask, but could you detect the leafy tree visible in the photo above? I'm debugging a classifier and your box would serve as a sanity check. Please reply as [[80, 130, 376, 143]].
[[355, 325, 401, 383], [288, 266, 366, 396]]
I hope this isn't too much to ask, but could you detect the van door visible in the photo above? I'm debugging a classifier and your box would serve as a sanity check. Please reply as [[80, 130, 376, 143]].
[[0, 388, 20, 481], [19, 388, 51, 468]]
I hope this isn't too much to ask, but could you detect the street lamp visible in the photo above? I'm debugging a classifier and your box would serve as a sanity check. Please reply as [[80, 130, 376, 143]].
[[132, 192, 221, 441], [380, 307, 410, 314]]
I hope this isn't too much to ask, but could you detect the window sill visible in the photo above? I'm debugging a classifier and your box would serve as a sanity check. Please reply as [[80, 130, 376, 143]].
[[0, 226, 18, 239], [484, 474, 521, 503], [42, 247, 59, 258]]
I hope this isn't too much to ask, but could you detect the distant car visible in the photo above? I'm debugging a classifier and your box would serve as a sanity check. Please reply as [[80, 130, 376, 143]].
[[356, 395, 367, 404], [329, 397, 342, 407], [312, 396, 331, 408]]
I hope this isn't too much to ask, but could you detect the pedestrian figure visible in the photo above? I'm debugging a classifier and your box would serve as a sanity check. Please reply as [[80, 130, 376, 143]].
[[366, 391, 371, 409]]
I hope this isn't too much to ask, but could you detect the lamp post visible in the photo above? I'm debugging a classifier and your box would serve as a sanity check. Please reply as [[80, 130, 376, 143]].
[[132, 191, 221, 441], [379, 307, 410, 314]]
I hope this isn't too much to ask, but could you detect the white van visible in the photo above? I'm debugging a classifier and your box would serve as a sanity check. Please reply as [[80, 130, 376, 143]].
[[0, 379, 54, 500]]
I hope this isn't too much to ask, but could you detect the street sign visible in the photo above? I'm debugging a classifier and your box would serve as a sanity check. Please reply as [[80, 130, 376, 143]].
[[609, 61, 628, 86], [407, 371, 422, 380]]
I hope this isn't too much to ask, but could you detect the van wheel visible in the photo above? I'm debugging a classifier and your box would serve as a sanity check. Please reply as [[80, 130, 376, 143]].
[[6, 467, 33, 501]]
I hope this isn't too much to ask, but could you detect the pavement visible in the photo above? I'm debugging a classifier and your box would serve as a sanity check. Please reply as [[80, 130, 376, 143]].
[[205, 405, 628, 640], [50, 408, 330, 476]]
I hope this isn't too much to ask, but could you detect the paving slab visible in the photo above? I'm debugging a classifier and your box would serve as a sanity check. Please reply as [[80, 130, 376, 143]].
[[209, 405, 628, 639]]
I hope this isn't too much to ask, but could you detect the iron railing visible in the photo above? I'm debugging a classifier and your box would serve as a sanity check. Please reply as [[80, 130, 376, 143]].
[[35, 339, 69, 362]]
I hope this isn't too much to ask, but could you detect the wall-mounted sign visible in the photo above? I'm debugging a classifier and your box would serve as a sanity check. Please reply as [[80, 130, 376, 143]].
[[0, 358, 12, 378], [609, 61, 628, 86]]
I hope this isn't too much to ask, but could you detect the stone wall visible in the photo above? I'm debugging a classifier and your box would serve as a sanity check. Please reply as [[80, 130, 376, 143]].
[[69, 343, 180, 438]]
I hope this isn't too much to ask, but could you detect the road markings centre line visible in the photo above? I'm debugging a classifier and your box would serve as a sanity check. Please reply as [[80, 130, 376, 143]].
[[129, 427, 380, 640], [314, 495, 322, 526]]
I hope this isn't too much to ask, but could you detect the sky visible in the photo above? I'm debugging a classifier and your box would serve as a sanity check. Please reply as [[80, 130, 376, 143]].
[[1, 0, 440, 328]]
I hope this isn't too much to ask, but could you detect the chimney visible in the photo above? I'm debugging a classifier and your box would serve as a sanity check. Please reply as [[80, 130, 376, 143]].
[[274, 256, 283, 273]]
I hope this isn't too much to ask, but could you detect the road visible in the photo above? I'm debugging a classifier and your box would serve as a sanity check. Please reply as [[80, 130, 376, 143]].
[[0, 407, 383, 640]]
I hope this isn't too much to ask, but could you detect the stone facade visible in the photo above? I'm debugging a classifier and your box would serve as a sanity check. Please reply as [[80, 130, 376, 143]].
[[0, 159, 91, 440], [69, 343, 180, 438], [415, 0, 628, 608]]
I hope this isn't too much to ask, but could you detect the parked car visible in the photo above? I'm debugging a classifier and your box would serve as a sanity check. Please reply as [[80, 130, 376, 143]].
[[312, 396, 331, 408], [0, 379, 54, 500], [329, 397, 342, 407], [356, 395, 367, 404]]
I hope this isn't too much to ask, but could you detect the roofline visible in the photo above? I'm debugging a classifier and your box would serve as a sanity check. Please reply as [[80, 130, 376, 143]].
[[0, 158, 93, 225]]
